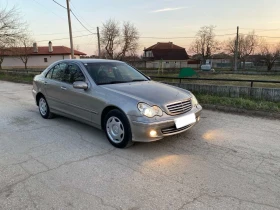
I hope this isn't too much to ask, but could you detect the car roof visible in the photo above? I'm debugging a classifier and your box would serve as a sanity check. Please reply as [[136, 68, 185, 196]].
[[59, 59, 125, 64]]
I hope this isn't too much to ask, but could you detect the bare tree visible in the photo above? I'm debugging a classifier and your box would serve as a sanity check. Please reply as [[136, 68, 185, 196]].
[[101, 19, 120, 59], [189, 25, 219, 64], [12, 35, 33, 69], [116, 22, 139, 60], [100, 19, 139, 60], [0, 6, 26, 68], [259, 41, 280, 71], [226, 31, 258, 69]]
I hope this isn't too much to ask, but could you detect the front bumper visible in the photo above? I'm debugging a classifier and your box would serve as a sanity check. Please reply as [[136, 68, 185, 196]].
[[128, 104, 202, 142]]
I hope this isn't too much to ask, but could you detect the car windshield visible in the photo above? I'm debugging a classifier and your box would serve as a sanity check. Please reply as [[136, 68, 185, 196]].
[[84, 62, 148, 85]]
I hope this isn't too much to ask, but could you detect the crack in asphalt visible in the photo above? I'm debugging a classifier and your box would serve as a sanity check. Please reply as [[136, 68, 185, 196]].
[[177, 193, 280, 210]]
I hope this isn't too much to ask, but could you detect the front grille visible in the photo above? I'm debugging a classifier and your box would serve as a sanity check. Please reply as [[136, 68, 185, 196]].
[[161, 124, 194, 135], [166, 99, 192, 115]]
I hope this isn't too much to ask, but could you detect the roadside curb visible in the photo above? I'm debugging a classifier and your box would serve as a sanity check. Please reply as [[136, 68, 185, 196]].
[[202, 104, 280, 120]]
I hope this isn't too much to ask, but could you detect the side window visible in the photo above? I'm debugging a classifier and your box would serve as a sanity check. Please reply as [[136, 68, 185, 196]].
[[65, 63, 85, 84], [46, 68, 53, 79], [52, 63, 67, 81]]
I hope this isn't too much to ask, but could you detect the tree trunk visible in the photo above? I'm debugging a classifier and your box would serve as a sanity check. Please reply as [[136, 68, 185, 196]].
[[24, 62, 27, 69], [267, 63, 273, 71]]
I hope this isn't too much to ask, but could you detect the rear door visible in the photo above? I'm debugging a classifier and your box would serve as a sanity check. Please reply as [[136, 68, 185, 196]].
[[44, 62, 68, 113]]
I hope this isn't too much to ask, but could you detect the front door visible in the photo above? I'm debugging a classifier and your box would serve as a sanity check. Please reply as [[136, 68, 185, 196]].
[[58, 63, 94, 123]]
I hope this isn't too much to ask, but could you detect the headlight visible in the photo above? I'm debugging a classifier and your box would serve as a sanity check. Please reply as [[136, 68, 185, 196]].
[[190, 93, 199, 106], [137, 103, 163, 118]]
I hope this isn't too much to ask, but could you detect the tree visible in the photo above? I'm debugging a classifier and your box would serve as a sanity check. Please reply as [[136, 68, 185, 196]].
[[12, 35, 33, 69], [259, 41, 280, 71], [100, 19, 139, 60], [115, 22, 139, 60], [0, 6, 26, 68], [189, 25, 219, 64], [226, 31, 258, 69]]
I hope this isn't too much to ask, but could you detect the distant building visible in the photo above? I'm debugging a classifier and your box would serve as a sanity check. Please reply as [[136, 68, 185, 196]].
[[143, 42, 189, 68], [1, 41, 86, 68]]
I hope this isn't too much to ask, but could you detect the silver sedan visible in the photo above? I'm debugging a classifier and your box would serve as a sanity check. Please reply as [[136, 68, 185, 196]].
[[32, 59, 202, 148]]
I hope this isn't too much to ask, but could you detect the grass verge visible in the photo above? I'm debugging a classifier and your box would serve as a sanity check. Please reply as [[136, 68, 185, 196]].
[[195, 93, 280, 113], [0, 72, 34, 84], [1, 73, 279, 114]]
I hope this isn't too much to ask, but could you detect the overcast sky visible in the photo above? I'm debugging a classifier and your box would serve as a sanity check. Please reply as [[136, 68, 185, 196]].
[[4, 0, 280, 55]]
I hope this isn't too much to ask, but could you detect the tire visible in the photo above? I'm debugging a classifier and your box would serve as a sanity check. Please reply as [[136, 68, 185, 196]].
[[38, 96, 54, 119], [104, 109, 133, 148]]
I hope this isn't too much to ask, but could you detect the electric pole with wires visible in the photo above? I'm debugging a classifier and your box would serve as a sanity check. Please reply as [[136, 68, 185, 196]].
[[97, 27, 101, 58], [234, 26, 239, 71], [66, 0, 74, 59]]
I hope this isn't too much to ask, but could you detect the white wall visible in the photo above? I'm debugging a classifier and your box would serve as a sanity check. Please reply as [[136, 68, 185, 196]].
[[2, 55, 72, 68], [146, 60, 188, 69]]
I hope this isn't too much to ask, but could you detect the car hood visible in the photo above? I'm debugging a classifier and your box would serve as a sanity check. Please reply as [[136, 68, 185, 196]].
[[101, 81, 191, 106]]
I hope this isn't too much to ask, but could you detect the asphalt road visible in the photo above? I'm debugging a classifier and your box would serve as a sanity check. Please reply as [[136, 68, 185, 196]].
[[0, 81, 280, 210]]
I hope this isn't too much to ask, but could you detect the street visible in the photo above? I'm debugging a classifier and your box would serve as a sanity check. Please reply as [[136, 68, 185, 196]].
[[0, 81, 280, 210]]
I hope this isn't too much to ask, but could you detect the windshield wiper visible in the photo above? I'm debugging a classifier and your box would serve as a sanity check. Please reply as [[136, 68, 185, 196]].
[[130, 79, 148, 82], [98, 81, 129, 85]]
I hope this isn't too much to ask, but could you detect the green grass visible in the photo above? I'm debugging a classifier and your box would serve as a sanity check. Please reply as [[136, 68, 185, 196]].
[[0, 72, 34, 84], [196, 93, 280, 113], [1, 72, 279, 113]]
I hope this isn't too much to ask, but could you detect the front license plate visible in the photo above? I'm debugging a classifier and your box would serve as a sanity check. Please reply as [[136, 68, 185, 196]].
[[174, 113, 196, 129]]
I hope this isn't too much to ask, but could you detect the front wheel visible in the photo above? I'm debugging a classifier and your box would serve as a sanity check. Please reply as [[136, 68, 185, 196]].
[[38, 96, 53, 119], [104, 109, 133, 148]]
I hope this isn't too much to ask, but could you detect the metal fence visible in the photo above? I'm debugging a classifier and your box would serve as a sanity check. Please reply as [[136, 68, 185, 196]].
[[0, 69, 43, 74], [150, 76, 280, 88]]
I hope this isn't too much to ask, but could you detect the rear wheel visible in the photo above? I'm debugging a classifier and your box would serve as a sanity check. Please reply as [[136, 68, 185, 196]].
[[104, 109, 133, 148], [38, 96, 53, 119]]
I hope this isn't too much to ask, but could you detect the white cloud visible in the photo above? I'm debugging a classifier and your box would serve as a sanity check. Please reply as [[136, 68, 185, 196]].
[[151, 7, 187, 13]]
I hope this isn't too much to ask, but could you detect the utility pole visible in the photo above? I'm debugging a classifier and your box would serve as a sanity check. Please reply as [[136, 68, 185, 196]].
[[66, 0, 74, 59], [97, 27, 101, 58], [234, 26, 239, 71]]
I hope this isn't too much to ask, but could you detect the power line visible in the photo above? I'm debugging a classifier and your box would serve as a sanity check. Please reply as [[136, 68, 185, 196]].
[[240, 33, 280, 39], [31, 0, 66, 21], [137, 33, 236, 39], [36, 34, 93, 43], [69, 1, 94, 29], [33, 29, 96, 36], [50, 0, 95, 35], [52, 0, 67, 9], [70, 10, 95, 34]]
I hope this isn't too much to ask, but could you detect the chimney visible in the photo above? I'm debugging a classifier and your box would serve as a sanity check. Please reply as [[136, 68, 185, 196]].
[[33, 42, 38, 53], [48, 41, 53, 52]]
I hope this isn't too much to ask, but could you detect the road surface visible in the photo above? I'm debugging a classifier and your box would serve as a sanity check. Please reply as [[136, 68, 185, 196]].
[[0, 81, 280, 210]]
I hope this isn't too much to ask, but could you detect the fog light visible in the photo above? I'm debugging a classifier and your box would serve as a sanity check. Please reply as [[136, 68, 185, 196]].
[[150, 130, 157, 137]]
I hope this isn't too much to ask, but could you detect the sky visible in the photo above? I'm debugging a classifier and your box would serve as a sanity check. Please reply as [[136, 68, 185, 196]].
[[3, 0, 280, 55]]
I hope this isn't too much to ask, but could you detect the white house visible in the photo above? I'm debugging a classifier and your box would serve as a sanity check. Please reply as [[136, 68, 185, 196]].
[[1, 41, 86, 69]]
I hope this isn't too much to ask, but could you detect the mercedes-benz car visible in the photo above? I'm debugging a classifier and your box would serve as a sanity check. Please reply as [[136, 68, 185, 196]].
[[32, 59, 202, 148]]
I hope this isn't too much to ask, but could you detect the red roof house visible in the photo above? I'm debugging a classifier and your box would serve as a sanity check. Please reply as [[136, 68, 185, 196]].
[[1, 41, 86, 68], [143, 42, 189, 61]]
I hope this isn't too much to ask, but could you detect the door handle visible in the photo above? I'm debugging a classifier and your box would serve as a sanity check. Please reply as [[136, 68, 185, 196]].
[[44, 81, 48, 85], [60, 86, 67, 90]]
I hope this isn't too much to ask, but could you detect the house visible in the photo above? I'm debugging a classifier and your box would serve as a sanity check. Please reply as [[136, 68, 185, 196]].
[[210, 53, 232, 68], [143, 42, 189, 68], [1, 41, 86, 69]]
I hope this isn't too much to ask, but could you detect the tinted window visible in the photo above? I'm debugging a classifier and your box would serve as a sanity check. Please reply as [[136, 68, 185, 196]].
[[84, 62, 148, 85], [51, 63, 67, 81], [46, 68, 53, 79], [64, 64, 85, 84]]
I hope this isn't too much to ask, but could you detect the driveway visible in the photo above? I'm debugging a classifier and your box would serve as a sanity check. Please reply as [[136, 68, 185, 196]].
[[0, 81, 280, 210]]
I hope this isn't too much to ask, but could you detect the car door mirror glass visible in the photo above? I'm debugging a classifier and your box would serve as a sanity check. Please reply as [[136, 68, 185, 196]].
[[73, 81, 88, 90]]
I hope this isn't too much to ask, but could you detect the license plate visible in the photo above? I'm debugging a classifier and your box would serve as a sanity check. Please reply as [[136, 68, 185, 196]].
[[174, 113, 196, 129]]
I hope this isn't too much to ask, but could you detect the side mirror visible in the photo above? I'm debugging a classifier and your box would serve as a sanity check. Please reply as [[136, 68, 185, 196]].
[[73, 81, 88, 90]]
